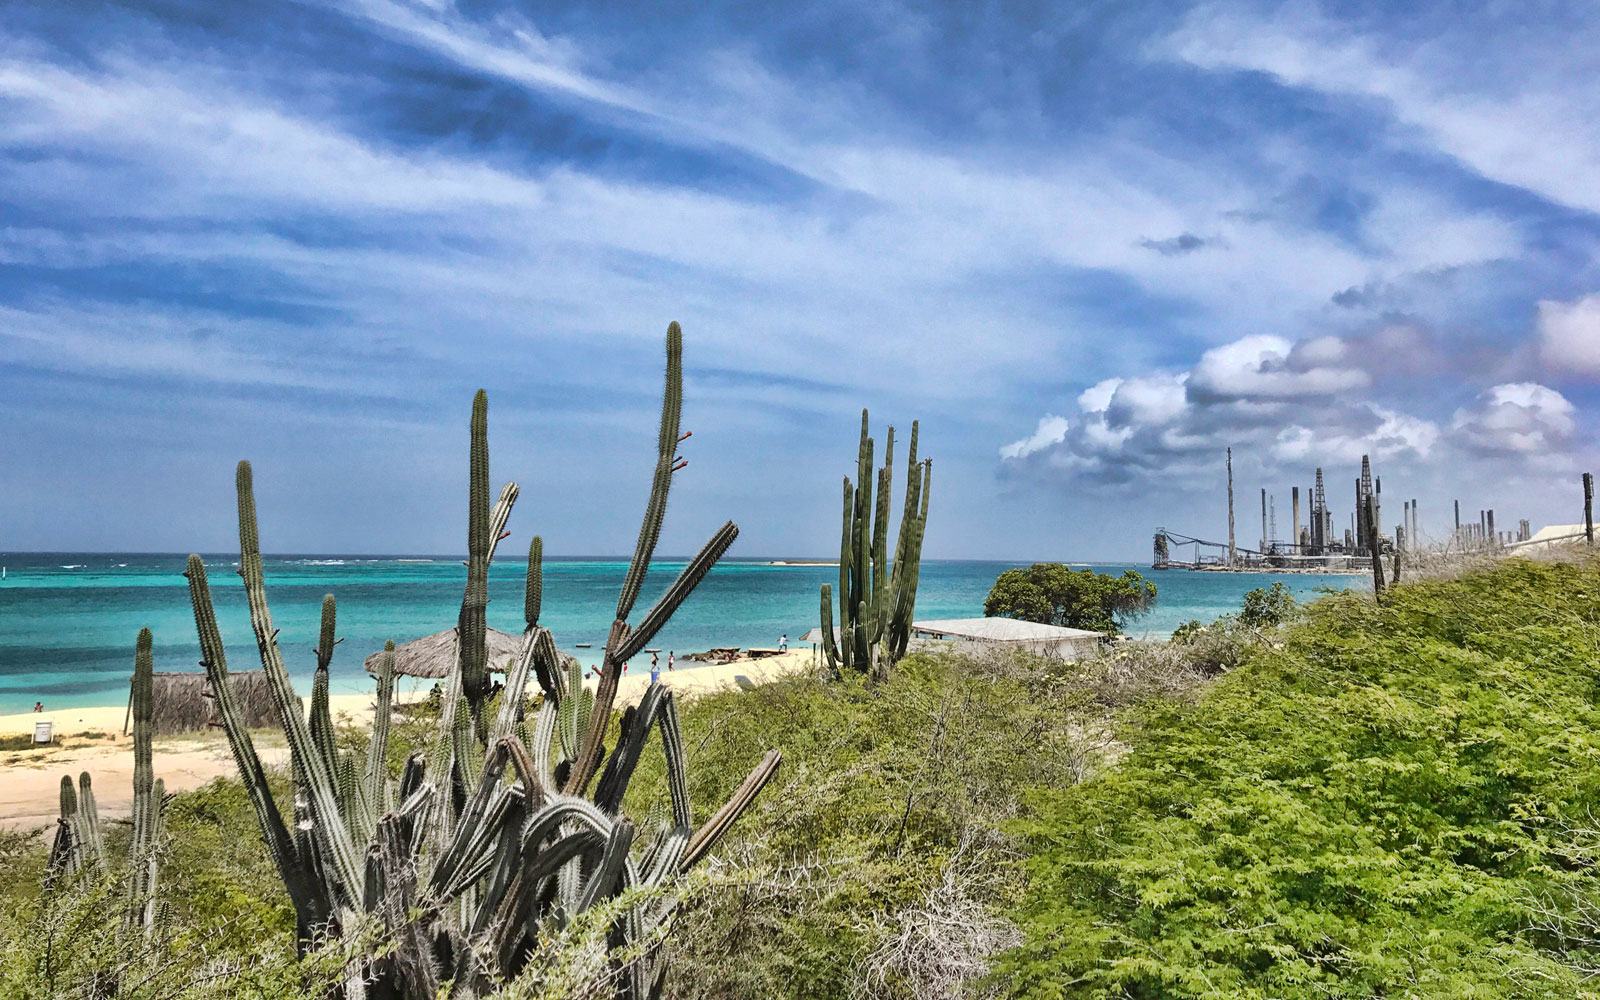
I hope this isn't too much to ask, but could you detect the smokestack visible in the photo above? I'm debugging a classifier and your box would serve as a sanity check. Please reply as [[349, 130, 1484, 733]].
[[1261, 487, 1268, 554], [1292, 486, 1301, 553], [1226, 448, 1236, 567]]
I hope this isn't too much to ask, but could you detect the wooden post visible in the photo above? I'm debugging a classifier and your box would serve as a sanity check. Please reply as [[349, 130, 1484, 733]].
[[1366, 494, 1386, 598], [1585, 473, 1594, 546], [1392, 526, 1403, 585], [1487, 509, 1496, 547], [1226, 448, 1236, 567]]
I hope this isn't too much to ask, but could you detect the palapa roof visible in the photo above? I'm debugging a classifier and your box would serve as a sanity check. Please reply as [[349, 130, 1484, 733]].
[[143, 670, 277, 735], [364, 627, 524, 679], [911, 618, 1105, 641]]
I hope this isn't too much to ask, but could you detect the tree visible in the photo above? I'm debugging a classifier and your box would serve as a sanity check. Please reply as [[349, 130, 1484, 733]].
[[982, 564, 1156, 635]]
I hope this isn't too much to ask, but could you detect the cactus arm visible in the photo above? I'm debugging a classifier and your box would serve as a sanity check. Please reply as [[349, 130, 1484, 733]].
[[524, 535, 543, 629], [682, 750, 781, 869], [492, 629, 538, 746], [616, 322, 684, 622], [185, 554, 329, 936], [76, 772, 106, 871], [365, 641, 394, 816], [487, 481, 519, 564], [615, 521, 738, 663], [820, 584, 841, 675], [872, 425, 894, 608], [575, 818, 635, 913], [127, 627, 156, 928], [140, 777, 165, 939], [235, 463, 364, 908]]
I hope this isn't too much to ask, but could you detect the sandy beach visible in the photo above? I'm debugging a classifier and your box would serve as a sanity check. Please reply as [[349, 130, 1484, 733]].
[[0, 650, 817, 832]]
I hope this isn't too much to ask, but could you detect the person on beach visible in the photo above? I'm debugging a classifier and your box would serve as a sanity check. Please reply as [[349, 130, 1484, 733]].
[[779, 633, 788, 652], [33, 701, 43, 713], [667, 651, 675, 672]]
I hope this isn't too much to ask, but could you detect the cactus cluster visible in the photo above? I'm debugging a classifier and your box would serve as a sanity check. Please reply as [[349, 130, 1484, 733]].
[[180, 323, 779, 997], [820, 409, 931, 681], [45, 628, 167, 942]]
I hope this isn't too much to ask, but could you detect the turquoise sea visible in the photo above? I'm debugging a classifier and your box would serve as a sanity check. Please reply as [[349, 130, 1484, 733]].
[[0, 553, 1360, 713]]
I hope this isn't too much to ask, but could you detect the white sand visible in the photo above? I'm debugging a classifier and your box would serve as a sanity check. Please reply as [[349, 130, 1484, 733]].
[[0, 650, 817, 832]]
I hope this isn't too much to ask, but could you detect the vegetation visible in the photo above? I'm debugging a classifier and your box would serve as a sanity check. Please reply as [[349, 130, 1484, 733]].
[[7, 533, 1599, 998], [821, 409, 931, 681], [1001, 557, 1600, 997], [17, 324, 779, 999], [983, 564, 1156, 635]]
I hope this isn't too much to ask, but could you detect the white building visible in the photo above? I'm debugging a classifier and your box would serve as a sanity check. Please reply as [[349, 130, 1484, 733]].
[[909, 617, 1106, 660]]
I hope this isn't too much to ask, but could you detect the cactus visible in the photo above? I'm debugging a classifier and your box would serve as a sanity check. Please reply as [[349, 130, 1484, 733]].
[[179, 322, 779, 996], [821, 410, 931, 680], [45, 628, 168, 945]]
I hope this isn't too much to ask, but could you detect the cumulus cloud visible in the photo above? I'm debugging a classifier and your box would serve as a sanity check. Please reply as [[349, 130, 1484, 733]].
[[999, 414, 1069, 460], [1188, 335, 1369, 402], [1538, 293, 1600, 378], [997, 330, 1586, 489], [1451, 382, 1576, 456]]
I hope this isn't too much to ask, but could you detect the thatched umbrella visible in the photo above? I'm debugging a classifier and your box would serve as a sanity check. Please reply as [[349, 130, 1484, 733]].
[[364, 627, 579, 679]]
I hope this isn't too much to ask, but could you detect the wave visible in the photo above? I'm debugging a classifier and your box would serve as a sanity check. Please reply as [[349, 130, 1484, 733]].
[[395, 559, 434, 563], [291, 559, 348, 566], [59, 564, 85, 570]]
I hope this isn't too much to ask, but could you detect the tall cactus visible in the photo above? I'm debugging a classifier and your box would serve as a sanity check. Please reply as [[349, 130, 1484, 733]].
[[821, 410, 931, 680], [179, 322, 779, 996], [460, 390, 492, 740], [45, 629, 167, 944]]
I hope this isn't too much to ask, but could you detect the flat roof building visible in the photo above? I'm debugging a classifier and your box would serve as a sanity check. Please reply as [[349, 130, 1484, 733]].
[[910, 617, 1105, 660]]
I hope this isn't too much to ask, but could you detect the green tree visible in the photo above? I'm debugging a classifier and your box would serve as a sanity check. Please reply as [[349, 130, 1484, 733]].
[[1237, 581, 1297, 629], [982, 564, 1156, 635]]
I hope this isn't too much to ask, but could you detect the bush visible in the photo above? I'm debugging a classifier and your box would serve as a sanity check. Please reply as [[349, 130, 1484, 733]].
[[983, 565, 1156, 636], [998, 559, 1600, 997]]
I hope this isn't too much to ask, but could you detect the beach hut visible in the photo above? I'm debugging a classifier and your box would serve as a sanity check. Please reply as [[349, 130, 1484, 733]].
[[141, 670, 279, 736], [909, 618, 1106, 660], [363, 627, 581, 679], [363, 627, 522, 679]]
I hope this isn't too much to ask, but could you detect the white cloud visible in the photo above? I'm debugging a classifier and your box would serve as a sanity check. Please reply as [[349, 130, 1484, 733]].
[[999, 414, 1069, 460], [1273, 406, 1439, 464], [1162, 4, 1600, 215], [1189, 334, 1369, 401], [1451, 382, 1576, 455], [1538, 293, 1600, 378]]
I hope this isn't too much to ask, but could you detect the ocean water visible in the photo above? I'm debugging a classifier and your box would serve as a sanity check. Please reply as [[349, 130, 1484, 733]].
[[0, 554, 1360, 713]]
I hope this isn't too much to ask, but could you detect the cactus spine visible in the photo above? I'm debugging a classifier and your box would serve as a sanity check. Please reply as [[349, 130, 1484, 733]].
[[821, 410, 930, 680], [178, 323, 778, 996]]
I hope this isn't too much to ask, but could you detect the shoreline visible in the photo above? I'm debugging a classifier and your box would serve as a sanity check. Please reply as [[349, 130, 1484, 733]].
[[0, 650, 817, 832]]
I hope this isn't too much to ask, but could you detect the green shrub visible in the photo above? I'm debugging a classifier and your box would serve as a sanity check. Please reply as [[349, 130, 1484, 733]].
[[999, 559, 1600, 997]]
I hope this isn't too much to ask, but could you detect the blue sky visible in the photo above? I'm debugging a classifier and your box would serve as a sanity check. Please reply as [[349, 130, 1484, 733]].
[[2, 0, 1598, 560]]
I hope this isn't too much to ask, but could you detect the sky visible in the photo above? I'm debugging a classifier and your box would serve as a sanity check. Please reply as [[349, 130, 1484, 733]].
[[2, 0, 1598, 561]]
